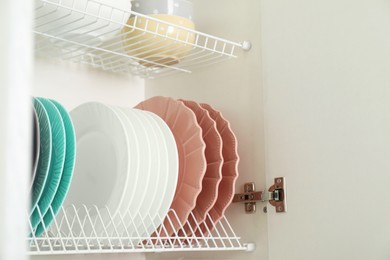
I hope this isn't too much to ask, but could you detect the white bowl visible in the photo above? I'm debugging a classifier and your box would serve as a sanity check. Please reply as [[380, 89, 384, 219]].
[[123, 0, 195, 67], [131, 0, 193, 20], [35, 0, 131, 47]]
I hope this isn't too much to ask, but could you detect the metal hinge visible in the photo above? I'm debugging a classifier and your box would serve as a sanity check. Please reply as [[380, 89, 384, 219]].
[[232, 177, 287, 214]]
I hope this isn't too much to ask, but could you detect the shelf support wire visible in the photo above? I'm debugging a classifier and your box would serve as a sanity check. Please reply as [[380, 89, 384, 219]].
[[182, 212, 201, 248], [59, 206, 78, 251], [148, 214, 166, 248], [133, 213, 151, 248], [196, 220, 217, 249], [201, 215, 222, 248], [143, 213, 157, 249], [220, 215, 242, 248], [84, 206, 103, 251], [125, 210, 147, 251], [36, 1, 190, 72], [47, 206, 66, 251], [37, 206, 54, 252], [28, 204, 248, 254], [35, 31, 192, 74], [190, 213, 211, 249], [154, 214, 175, 249], [163, 210, 181, 247], [104, 206, 125, 250], [73, 205, 91, 251], [116, 211, 135, 249], [215, 216, 235, 248], [167, 209, 191, 248], [35, 0, 247, 78], [99, 207, 120, 250], [27, 212, 39, 253]]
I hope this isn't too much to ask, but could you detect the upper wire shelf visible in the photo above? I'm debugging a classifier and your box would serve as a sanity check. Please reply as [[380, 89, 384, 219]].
[[28, 204, 250, 255], [34, 0, 251, 79]]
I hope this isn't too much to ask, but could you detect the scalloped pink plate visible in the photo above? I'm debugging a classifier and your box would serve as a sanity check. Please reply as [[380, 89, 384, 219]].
[[135, 96, 206, 237], [197, 103, 240, 236], [178, 99, 223, 237]]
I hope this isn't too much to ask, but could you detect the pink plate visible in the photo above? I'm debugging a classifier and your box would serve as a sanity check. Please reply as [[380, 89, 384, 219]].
[[198, 103, 240, 236], [135, 96, 206, 237], [179, 99, 223, 237]]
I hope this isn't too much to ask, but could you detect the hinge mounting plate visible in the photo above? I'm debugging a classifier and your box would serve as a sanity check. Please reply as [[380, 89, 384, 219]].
[[232, 177, 287, 214]]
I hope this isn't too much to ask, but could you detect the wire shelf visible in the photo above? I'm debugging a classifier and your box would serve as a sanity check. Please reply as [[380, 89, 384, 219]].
[[34, 0, 250, 78], [28, 204, 249, 255]]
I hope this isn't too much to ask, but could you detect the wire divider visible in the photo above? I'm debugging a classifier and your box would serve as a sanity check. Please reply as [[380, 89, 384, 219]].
[[27, 204, 247, 255], [34, 0, 246, 78]]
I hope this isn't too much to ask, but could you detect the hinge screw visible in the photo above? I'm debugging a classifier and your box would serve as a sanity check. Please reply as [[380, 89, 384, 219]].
[[263, 206, 267, 213]]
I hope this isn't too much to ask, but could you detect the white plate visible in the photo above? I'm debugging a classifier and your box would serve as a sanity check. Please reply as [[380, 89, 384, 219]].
[[110, 107, 140, 218], [141, 110, 178, 237], [67, 102, 130, 219], [118, 108, 152, 235], [130, 110, 164, 236]]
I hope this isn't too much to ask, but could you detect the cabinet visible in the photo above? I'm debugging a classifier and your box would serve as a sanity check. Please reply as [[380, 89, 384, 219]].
[[2, 0, 390, 260], [30, 0, 264, 259]]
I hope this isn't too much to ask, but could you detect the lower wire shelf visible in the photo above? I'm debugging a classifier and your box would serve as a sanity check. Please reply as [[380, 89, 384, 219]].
[[28, 204, 250, 255]]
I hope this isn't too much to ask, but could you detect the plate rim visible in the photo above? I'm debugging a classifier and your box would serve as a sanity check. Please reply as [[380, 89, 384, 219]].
[[135, 96, 206, 237], [30, 97, 66, 231], [31, 98, 52, 214], [35, 99, 77, 237]]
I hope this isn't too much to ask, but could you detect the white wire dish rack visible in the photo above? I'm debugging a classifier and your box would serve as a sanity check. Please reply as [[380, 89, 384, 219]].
[[28, 204, 250, 255], [34, 0, 251, 78]]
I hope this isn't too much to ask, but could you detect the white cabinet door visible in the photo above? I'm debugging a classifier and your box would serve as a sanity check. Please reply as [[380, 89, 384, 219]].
[[262, 0, 390, 259], [0, 0, 33, 259]]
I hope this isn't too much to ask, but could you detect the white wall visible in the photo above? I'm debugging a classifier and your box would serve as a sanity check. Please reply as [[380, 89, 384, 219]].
[[262, 0, 390, 259], [33, 59, 144, 110]]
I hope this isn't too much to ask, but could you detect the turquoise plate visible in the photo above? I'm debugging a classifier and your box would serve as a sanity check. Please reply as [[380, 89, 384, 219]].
[[35, 100, 76, 237], [30, 98, 66, 232], [31, 98, 52, 214], [31, 108, 41, 191]]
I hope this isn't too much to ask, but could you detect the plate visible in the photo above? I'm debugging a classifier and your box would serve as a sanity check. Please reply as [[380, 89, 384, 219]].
[[135, 96, 206, 237], [31, 98, 52, 213], [109, 106, 140, 219], [179, 99, 223, 236], [198, 103, 240, 235], [35, 99, 77, 237], [142, 110, 178, 237], [106, 106, 142, 236], [30, 98, 66, 231], [66, 102, 130, 220], [117, 108, 152, 235], [129, 109, 178, 238], [130, 110, 161, 236], [31, 108, 40, 190]]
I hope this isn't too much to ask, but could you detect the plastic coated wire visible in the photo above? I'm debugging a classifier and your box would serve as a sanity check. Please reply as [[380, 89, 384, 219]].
[[34, 0, 243, 78], [27, 204, 246, 254]]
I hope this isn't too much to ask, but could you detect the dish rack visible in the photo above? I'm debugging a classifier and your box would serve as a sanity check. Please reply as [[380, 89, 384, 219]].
[[28, 204, 252, 255], [34, 0, 251, 78]]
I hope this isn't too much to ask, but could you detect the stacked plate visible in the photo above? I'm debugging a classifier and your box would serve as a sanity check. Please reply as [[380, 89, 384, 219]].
[[66, 102, 179, 237], [35, 96, 239, 240], [30, 97, 76, 237], [135, 96, 240, 238]]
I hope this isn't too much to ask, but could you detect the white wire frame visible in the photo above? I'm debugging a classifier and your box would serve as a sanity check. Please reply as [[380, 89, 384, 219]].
[[27, 204, 249, 255], [33, 0, 248, 78]]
